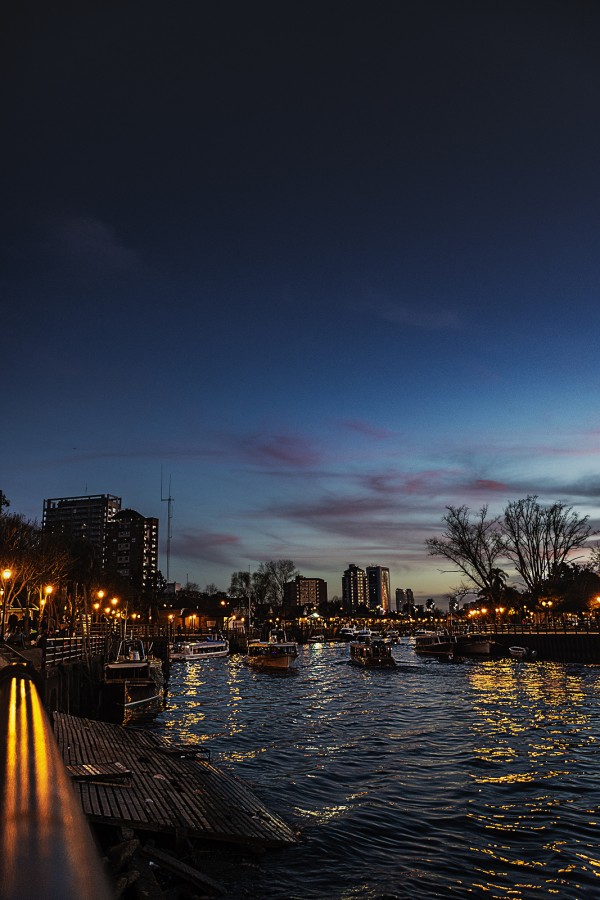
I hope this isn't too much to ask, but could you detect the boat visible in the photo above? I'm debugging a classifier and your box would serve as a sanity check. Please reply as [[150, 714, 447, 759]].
[[385, 629, 400, 644], [169, 636, 229, 661], [413, 629, 456, 660], [509, 645, 538, 661], [454, 633, 498, 656], [100, 638, 164, 720], [307, 633, 326, 643], [349, 633, 396, 667], [338, 626, 357, 641], [245, 628, 298, 671], [354, 628, 372, 642]]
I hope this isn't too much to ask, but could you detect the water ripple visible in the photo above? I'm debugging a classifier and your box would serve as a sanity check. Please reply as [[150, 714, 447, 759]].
[[155, 641, 600, 899]]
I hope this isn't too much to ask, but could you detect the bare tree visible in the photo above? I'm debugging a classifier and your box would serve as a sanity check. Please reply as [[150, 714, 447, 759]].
[[503, 496, 593, 600], [426, 505, 506, 602], [256, 560, 299, 608], [229, 571, 252, 597]]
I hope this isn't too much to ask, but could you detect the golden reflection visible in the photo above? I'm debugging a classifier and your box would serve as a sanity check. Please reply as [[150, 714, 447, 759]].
[[463, 658, 598, 895]]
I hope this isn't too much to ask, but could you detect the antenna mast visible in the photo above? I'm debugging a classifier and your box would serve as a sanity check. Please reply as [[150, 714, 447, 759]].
[[160, 469, 174, 584]]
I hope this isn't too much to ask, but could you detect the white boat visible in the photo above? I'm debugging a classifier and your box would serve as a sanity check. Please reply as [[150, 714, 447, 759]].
[[349, 633, 396, 667], [509, 645, 538, 661], [307, 633, 326, 643], [354, 628, 372, 642], [245, 629, 298, 671], [414, 629, 456, 660], [169, 637, 229, 661], [338, 626, 357, 641]]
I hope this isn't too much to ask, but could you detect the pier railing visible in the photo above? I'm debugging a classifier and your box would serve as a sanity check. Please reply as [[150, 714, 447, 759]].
[[0, 663, 112, 900], [42, 634, 108, 668]]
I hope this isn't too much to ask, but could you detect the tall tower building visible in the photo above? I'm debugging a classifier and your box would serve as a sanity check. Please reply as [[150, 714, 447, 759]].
[[366, 565, 391, 612], [342, 563, 367, 614], [105, 509, 159, 594], [42, 494, 121, 566], [394, 588, 407, 613]]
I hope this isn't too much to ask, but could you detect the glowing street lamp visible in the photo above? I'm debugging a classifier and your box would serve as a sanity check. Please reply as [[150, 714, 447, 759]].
[[1, 568, 13, 640], [44, 584, 53, 605]]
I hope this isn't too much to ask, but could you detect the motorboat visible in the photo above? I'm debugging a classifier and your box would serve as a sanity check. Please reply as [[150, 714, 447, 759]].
[[338, 626, 357, 641], [454, 633, 498, 656], [245, 629, 298, 671], [169, 636, 229, 661], [349, 633, 396, 667], [307, 633, 326, 643], [413, 629, 456, 660], [509, 645, 538, 661], [354, 628, 372, 642], [100, 638, 164, 720], [385, 629, 400, 644]]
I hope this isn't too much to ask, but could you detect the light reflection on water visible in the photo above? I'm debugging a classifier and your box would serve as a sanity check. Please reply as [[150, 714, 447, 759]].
[[155, 640, 600, 899]]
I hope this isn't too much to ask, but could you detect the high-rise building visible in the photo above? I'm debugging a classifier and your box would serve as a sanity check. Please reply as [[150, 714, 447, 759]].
[[342, 563, 367, 613], [394, 588, 406, 613], [105, 509, 159, 593], [42, 494, 121, 566], [366, 565, 391, 612], [283, 575, 328, 615]]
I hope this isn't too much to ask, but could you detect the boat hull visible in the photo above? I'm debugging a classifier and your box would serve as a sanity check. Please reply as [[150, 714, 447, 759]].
[[245, 653, 298, 670], [509, 646, 538, 660]]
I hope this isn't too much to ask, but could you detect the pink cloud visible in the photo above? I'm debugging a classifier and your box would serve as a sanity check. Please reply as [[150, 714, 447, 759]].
[[242, 433, 322, 468], [468, 478, 508, 492], [341, 420, 394, 440]]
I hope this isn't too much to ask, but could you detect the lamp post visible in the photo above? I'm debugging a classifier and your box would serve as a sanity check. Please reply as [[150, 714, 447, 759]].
[[1, 568, 13, 641]]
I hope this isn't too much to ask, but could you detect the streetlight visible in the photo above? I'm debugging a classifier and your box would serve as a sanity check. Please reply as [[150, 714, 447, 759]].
[[43, 584, 53, 608], [1, 568, 13, 640]]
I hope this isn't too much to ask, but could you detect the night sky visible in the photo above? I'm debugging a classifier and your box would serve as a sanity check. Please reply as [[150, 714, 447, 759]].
[[3, 2, 600, 601]]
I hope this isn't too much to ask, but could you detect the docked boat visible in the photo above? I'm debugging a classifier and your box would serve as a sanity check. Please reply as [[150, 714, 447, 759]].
[[509, 645, 538, 661], [245, 629, 298, 671], [454, 633, 498, 656], [100, 638, 164, 720], [349, 633, 396, 667], [414, 629, 456, 660], [307, 633, 326, 643], [338, 626, 357, 641], [169, 636, 229, 661]]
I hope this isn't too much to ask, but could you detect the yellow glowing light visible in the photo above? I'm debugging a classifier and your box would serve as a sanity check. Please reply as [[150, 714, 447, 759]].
[[2, 569, 12, 581]]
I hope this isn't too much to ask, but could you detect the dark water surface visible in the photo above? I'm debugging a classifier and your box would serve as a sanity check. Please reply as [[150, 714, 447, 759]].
[[154, 640, 600, 899]]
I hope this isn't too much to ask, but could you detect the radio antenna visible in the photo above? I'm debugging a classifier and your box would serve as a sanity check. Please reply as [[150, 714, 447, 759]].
[[160, 468, 174, 584]]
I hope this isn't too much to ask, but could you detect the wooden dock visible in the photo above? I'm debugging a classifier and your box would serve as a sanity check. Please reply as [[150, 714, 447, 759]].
[[53, 712, 297, 849]]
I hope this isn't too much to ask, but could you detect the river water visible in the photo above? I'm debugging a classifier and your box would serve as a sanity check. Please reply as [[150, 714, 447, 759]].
[[153, 639, 600, 899]]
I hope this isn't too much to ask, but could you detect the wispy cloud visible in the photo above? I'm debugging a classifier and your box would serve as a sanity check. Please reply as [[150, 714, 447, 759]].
[[171, 529, 241, 566], [341, 420, 394, 440], [239, 433, 323, 469], [47, 213, 143, 274]]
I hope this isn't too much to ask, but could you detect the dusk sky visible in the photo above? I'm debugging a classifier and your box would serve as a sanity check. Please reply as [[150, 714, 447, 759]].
[[3, 2, 600, 602]]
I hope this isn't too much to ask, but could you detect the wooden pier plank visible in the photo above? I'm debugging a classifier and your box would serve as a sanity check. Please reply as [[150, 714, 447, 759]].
[[54, 713, 297, 848]]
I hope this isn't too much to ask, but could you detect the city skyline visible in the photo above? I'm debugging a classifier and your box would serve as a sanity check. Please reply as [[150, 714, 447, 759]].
[[3, 4, 600, 602]]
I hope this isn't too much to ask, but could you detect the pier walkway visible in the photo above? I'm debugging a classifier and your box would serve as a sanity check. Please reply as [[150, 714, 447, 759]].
[[53, 712, 297, 850]]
